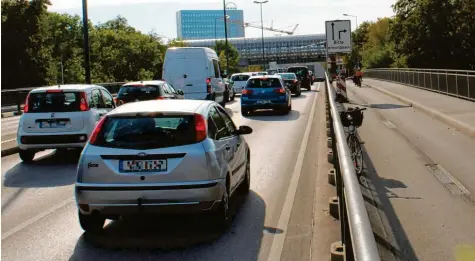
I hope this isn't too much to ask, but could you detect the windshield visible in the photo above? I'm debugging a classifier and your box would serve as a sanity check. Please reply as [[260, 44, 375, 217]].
[[287, 67, 308, 76], [94, 115, 196, 149], [118, 85, 159, 98], [246, 78, 282, 88], [277, 73, 296, 80], [28, 92, 81, 113], [231, 75, 250, 81]]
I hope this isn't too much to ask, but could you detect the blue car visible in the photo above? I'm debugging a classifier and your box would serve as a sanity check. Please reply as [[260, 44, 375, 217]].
[[240, 76, 292, 116]]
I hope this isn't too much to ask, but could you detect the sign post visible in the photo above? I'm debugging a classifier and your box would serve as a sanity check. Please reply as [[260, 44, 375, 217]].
[[325, 20, 352, 102]]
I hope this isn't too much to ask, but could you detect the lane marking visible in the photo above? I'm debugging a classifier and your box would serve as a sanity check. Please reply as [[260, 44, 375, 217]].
[[267, 83, 320, 261], [1, 197, 74, 241], [382, 120, 396, 129], [1, 138, 17, 144], [426, 164, 470, 197]]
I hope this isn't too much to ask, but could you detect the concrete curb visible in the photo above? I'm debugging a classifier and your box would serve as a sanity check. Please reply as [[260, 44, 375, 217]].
[[1, 146, 19, 157], [364, 83, 475, 137]]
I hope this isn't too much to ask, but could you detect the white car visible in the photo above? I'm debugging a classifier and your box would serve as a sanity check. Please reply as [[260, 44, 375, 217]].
[[17, 84, 116, 162], [230, 73, 252, 94], [162, 47, 227, 107]]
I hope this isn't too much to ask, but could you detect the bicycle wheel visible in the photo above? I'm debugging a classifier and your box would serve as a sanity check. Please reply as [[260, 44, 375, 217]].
[[348, 134, 364, 174]]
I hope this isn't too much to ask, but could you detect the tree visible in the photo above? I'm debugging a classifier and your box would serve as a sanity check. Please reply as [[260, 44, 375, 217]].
[[167, 38, 188, 47], [213, 40, 240, 74]]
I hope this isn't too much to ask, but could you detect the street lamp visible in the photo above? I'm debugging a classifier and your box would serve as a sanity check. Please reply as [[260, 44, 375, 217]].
[[253, 0, 268, 70], [215, 15, 230, 45], [343, 13, 357, 30], [82, 0, 91, 83]]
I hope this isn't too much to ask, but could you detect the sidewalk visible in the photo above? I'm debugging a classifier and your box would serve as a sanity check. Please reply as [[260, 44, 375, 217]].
[[363, 78, 475, 136]]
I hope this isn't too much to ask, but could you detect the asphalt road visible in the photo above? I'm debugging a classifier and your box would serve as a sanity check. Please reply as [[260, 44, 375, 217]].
[[1, 116, 19, 150], [2, 83, 340, 261], [346, 81, 475, 261]]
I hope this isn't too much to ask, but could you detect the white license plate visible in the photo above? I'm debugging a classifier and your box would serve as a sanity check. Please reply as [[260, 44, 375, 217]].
[[120, 159, 167, 172], [40, 121, 66, 128], [257, 100, 271, 104]]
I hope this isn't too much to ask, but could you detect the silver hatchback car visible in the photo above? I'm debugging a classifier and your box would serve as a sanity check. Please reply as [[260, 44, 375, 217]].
[[75, 100, 252, 233]]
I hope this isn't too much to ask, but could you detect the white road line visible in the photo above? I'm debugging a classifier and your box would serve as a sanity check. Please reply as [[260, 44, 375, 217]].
[[1, 138, 17, 144], [267, 83, 320, 261], [1, 197, 74, 241]]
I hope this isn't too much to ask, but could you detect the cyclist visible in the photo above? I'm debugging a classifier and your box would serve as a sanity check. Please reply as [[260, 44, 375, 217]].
[[354, 65, 363, 87]]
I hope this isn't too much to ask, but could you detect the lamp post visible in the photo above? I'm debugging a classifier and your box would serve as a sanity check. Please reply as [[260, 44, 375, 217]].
[[343, 13, 357, 30], [253, 0, 268, 70], [82, 0, 91, 83]]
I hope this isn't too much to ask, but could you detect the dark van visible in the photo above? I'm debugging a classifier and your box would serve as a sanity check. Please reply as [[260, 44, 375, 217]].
[[287, 66, 311, 90]]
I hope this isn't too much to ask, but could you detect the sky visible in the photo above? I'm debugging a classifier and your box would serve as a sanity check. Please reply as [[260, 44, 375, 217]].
[[48, 0, 396, 39]]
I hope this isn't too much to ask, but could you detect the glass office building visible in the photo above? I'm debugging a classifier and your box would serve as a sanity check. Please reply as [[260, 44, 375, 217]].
[[176, 10, 245, 40], [185, 34, 327, 65]]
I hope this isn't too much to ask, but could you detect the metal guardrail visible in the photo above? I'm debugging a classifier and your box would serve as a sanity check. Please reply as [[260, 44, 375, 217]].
[[325, 72, 380, 261], [1, 82, 125, 113], [365, 68, 475, 101]]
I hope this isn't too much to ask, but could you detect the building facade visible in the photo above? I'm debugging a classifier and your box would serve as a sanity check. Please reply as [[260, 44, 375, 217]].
[[176, 10, 245, 40], [185, 34, 327, 65]]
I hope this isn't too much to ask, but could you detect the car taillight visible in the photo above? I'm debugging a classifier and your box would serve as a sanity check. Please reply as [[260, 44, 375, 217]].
[[23, 93, 31, 113], [79, 92, 89, 111], [46, 89, 63, 93], [293, 80, 298, 83], [206, 78, 212, 93], [89, 116, 107, 145], [194, 114, 207, 142], [242, 89, 253, 95], [157, 96, 165, 100], [274, 88, 286, 94]]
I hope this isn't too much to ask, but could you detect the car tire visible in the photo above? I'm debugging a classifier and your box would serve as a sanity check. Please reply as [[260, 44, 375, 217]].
[[242, 152, 251, 193], [79, 211, 105, 234], [295, 89, 301, 97], [214, 184, 231, 231], [19, 149, 35, 163], [224, 89, 230, 103], [241, 108, 249, 116], [230, 90, 235, 101]]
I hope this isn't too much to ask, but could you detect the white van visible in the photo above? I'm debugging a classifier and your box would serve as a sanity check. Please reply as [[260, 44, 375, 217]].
[[162, 47, 226, 106]]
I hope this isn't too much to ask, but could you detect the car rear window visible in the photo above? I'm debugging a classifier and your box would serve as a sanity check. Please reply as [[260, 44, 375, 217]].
[[287, 67, 308, 76], [118, 85, 159, 98], [231, 75, 250, 81], [94, 115, 196, 149], [246, 78, 282, 88], [277, 73, 296, 80], [28, 92, 81, 113]]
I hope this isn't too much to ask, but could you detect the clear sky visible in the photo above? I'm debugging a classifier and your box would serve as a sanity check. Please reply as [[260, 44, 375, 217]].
[[49, 0, 396, 39]]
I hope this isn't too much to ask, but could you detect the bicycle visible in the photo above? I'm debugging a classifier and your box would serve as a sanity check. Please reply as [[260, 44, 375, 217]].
[[340, 107, 366, 175]]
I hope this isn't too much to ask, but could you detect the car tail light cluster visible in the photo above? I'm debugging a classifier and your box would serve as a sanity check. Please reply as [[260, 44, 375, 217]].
[[273, 88, 286, 94], [89, 116, 107, 145], [23, 93, 31, 113], [194, 114, 207, 142], [206, 78, 212, 93], [79, 92, 90, 111], [242, 89, 253, 95], [293, 79, 298, 83]]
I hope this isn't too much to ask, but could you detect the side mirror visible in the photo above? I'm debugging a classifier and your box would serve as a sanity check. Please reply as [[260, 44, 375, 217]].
[[221, 73, 228, 78], [178, 90, 184, 95], [236, 125, 253, 135]]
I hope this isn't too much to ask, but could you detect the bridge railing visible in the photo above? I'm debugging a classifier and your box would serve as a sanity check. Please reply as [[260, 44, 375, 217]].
[[364, 68, 475, 101], [1, 82, 125, 114], [325, 72, 381, 261]]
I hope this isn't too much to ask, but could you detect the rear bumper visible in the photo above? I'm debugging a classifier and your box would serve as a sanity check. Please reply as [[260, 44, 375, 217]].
[[18, 134, 88, 150], [75, 179, 226, 215]]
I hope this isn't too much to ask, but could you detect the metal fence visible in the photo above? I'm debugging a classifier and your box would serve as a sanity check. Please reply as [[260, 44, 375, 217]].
[[1, 82, 125, 113], [325, 72, 380, 261], [365, 68, 475, 101]]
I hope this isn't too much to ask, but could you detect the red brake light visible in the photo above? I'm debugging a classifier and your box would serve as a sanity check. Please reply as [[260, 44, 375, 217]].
[[89, 116, 107, 145], [46, 89, 63, 93], [194, 114, 207, 142], [293, 79, 298, 83], [157, 96, 165, 100], [23, 93, 31, 113], [79, 92, 89, 111], [206, 78, 211, 84], [242, 89, 253, 95], [273, 88, 286, 94], [206, 78, 212, 93]]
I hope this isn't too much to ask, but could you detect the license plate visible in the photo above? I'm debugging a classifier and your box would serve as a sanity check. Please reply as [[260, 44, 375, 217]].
[[120, 159, 167, 173], [257, 100, 271, 104], [40, 121, 66, 128]]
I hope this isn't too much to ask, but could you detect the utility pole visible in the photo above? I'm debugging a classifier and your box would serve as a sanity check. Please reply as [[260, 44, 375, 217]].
[[223, 0, 229, 75], [82, 0, 91, 84], [254, 0, 268, 70]]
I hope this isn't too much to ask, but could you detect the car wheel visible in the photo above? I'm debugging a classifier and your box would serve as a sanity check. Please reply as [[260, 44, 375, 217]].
[[242, 152, 251, 193], [241, 108, 249, 116], [214, 184, 231, 231], [295, 89, 301, 97], [19, 149, 35, 163], [78, 211, 105, 234], [230, 90, 235, 101], [224, 89, 230, 102]]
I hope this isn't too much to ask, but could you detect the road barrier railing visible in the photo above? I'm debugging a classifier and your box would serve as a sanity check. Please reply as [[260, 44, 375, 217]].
[[1, 82, 125, 114], [365, 68, 475, 101], [325, 72, 380, 261]]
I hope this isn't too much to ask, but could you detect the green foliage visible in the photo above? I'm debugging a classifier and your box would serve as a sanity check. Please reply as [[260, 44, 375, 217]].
[[167, 38, 188, 47], [213, 40, 240, 74]]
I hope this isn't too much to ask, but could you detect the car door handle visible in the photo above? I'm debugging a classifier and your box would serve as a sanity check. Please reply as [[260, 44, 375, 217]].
[[225, 146, 231, 151]]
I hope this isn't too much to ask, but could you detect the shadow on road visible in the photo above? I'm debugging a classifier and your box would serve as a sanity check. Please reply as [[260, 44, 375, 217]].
[[70, 190, 267, 261], [3, 150, 79, 188], [292, 94, 307, 99], [369, 104, 412, 110], [245, 110, 300, 122]]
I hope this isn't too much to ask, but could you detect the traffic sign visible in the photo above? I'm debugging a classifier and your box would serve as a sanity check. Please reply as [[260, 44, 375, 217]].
[[325, 20, 352, 54]]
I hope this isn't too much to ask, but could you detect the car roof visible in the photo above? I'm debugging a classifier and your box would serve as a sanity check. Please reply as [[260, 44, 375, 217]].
[[109, 100, 214, 116], [122, 80, 166, 86], [249, 75, 281, 79], [30, 84, 104, 93]]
